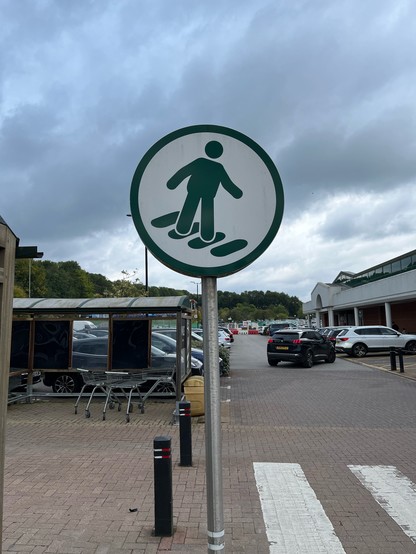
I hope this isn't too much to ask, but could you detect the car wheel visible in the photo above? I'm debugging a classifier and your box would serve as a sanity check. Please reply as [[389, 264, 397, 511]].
[[268, 359, 278, 366], [302, 350, 314, 368], [405, 341, 416, 353], [52, 373, 83, 394], [325, 349, 336, 363], [351, 343, 367, 357]]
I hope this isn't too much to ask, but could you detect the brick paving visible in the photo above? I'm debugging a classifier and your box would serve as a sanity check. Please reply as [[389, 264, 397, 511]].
[[3, 337, 416, 553]]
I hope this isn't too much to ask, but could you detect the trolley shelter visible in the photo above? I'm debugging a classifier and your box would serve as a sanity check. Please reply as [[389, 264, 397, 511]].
[[10, 296, 194, 403]]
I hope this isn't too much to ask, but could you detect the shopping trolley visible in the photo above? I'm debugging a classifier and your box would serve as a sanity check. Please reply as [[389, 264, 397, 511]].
[[74, 368, 122, 418], [140, 366, 177, 398], [104, 371, 148, 422]]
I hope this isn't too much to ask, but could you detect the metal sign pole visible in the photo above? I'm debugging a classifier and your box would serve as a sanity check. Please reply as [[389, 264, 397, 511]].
[[202, 276, 224, 552]]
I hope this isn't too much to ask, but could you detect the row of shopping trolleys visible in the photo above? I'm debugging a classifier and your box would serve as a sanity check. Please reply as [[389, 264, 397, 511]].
[[73, 367, 176, 422]]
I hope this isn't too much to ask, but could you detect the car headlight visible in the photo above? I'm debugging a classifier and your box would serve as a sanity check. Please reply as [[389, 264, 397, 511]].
[[191, 357, 203, 369]]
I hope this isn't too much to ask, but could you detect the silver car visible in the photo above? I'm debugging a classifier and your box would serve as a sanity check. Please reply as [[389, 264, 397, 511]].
[[336, 326, 416, 357]]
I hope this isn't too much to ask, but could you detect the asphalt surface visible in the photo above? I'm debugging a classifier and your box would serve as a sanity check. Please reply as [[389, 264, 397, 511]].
[[3, 335, 416, 553]]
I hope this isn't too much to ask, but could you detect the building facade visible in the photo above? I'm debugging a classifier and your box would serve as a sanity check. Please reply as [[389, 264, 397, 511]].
[[303, 249, 416, 333]]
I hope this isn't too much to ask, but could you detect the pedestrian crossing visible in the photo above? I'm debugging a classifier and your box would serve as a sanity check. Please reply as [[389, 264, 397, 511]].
[[349, 465, 416, 544], [254, 462, 416, 553]]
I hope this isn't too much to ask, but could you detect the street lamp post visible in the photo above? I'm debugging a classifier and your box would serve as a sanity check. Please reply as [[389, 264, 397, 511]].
[[190, 280, 201, 326], [190, 280, 200, 304], [127, 214, 148, 294]]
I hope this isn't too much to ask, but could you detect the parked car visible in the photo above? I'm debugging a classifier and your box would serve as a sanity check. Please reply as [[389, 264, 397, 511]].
[[335, 326, 416, 357], [218, 329, 232, 348], [267, 329, 336, 367], [9, 369, 42, 393], [318, 326, 352, 346], [219, 326, 234, 342], [154, 328, 203, 344], [74, 331, 97, 340], [151, 332, 203, 374], [152, 331, 204, 375], [268, 322, 295, 336], [326, 328, 351, 346]]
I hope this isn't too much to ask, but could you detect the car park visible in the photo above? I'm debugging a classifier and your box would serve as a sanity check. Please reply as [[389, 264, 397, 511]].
[[267, 329, 336, 367], [42, 335, 198, 393], [335, 326, 416, 357]]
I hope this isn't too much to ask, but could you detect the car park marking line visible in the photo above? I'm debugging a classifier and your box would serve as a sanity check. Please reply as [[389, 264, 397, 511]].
[[253, 462, 346, 553], [349, 465, 416, 543]]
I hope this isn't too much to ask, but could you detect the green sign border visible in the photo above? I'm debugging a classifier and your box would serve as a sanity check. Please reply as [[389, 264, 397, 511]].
[[130, 124, 284, 278]]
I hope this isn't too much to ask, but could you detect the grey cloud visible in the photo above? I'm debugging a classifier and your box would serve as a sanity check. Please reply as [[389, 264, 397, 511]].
[[1, 0, 416, 299]]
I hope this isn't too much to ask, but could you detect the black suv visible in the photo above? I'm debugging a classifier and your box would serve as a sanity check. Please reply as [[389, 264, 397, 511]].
[[267, 329, 336, 367]]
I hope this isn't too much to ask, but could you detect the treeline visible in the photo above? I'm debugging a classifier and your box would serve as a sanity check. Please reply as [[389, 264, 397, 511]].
[[14, 259, 303, 319], [217, 290, 303, 322]]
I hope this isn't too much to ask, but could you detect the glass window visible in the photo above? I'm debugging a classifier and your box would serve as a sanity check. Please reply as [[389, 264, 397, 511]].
[[401, 256, 412, 270], [391, 260, 401, 272], [380, 327, 397, 335], [355, 328, 381, 335]]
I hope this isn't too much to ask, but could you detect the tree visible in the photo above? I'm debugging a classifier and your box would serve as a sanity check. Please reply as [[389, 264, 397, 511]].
[[40, 260, 95, 297], [88, 272, 113, 297], [111, 270, 146, 297], [14, 259, 47, 297]]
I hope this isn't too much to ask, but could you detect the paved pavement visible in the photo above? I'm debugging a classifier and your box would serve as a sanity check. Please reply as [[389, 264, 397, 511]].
[[3, 337, 416, 553]]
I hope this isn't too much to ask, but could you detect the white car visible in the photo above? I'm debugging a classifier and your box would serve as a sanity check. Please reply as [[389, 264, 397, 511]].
[[218, 329, 232, 348], [336, 326, 416, 357]]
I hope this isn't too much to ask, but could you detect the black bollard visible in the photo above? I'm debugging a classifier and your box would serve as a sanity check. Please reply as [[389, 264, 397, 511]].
[[153, 436, 173, 536], [398, 349, 405, 373], [389, 347, 397, 371], [179, 400, 192, 467]]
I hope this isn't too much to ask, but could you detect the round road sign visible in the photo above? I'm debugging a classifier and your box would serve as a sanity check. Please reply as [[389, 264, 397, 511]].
[[130, 124, 284, 278]]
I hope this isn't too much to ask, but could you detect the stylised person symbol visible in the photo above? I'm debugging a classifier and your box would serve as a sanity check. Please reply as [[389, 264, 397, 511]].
[[163, 140, 243, 243]]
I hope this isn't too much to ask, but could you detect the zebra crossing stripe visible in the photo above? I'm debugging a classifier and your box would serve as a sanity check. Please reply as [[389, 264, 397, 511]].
[[253, 462, 346, 553], [349, 465, 416, 544]]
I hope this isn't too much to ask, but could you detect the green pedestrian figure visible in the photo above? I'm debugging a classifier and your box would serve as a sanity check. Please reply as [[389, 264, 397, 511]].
[[153, 141, 243, 244]]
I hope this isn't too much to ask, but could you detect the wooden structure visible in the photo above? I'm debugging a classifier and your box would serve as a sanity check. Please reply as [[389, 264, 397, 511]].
[[0, 217, 18, 552]]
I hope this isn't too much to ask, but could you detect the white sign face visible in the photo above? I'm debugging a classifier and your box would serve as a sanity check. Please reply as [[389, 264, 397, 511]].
[[130, 125, 284, 277]]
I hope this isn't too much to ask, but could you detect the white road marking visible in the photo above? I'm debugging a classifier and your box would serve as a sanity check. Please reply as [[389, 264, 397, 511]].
[[349, 465, 416, 543], [253, 462, 346, 553]]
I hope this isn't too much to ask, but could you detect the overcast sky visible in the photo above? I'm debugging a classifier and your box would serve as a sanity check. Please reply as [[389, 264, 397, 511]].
[[2, 0, 415, 302]]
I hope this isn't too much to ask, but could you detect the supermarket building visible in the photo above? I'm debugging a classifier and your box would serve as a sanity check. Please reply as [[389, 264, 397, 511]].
[[302, 249, 416, 333]]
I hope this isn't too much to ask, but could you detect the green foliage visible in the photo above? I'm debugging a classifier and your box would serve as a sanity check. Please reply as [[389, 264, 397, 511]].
[[14, 259, 47, 297], [219, 346, 230, 375], [111, 270, 146, 297], [218, 289, 303, 319], [13, 260, 304, 320]]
